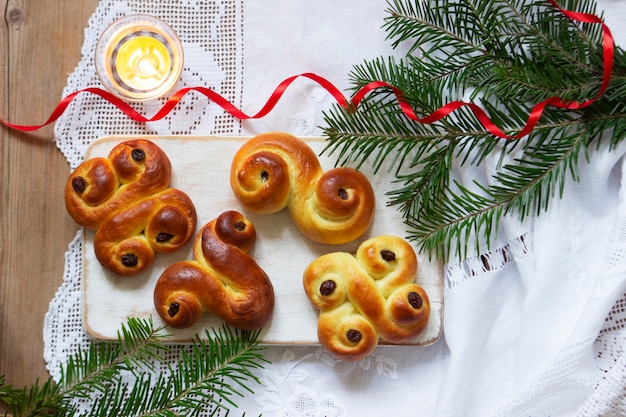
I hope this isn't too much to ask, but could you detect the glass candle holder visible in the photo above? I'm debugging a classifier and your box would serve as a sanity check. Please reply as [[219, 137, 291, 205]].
[[95, 15, 183, 102]]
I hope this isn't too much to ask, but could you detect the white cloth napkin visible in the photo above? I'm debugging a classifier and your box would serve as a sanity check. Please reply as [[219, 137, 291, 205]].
[[46, 1, 626, 416]]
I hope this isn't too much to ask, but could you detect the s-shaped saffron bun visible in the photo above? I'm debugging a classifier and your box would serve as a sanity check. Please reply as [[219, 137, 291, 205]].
[[303, 235, 430, 361], [229, 132, 375, 244], [64, 139, 197, 276], [153, 211, 275, 330]]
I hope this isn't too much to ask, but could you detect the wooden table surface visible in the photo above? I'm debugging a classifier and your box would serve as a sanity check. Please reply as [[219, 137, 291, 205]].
[[0, 0, 99, 395]]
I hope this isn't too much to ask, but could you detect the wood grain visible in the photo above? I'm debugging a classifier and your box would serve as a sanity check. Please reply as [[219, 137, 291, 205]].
[[0, 0, 98, 395]]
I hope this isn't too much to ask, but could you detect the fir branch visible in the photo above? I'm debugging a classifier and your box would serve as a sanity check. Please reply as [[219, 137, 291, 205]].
[[0, 319, 268, 417], [157, 326, 266, 415], [0, 376, 64, 417], [322, 0, 626, 262], [58, 317, 170, 401], [81, 326, 266, 417], [0, 375, 22, 410], [116, 316, 172, 373], [404, 122, 589, 260]]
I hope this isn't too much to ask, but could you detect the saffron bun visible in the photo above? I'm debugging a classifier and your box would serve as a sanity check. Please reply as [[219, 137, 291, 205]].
[[303, 235, 430, 361], [229, 132, 375, 244], [64, 139, 197, 276], [153, 211, 275, 330]]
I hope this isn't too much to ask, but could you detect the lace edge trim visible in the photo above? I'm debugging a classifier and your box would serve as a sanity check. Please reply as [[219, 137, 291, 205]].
[[445, 233, 531, 291]]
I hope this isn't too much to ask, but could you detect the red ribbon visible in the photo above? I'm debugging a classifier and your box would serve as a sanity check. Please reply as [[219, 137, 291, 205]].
[[0, 0, 615, 139]]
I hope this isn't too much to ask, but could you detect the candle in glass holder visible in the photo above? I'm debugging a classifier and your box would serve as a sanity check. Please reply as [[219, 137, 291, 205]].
[[95, 15, 183, 102]]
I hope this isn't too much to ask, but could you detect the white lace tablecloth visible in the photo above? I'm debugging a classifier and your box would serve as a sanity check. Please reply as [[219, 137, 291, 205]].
[[44, 1, 626, 416]]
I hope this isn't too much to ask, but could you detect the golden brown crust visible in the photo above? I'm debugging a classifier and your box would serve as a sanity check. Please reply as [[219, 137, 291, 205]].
[[65, 139, 172, 229], [302, 235, 430, 361], [153, 211, 275, 330], [64, 139, 197, 276], [94, 188, 197, 276], [230, 132, 375, 244]]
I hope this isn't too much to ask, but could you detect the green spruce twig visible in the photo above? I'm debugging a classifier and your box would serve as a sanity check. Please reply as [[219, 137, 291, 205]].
[[322, 0, 626, 262], [0, 318, 268, 417]]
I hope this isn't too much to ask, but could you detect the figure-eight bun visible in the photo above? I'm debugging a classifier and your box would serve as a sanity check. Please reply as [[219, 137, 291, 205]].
[[154, 211, 275, 330], [64, 139, 197, 276], [303, 235, 430, 361], [230, 132, 375, 244]]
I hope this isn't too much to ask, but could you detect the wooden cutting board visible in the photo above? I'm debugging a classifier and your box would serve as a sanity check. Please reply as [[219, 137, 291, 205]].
[[82, 135, 444, 346]]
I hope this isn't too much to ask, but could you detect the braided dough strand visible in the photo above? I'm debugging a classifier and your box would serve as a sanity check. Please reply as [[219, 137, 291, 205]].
[[303, 235, 430, 361], [153, 211, 275, 330], [230, 132, 375, 244]]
